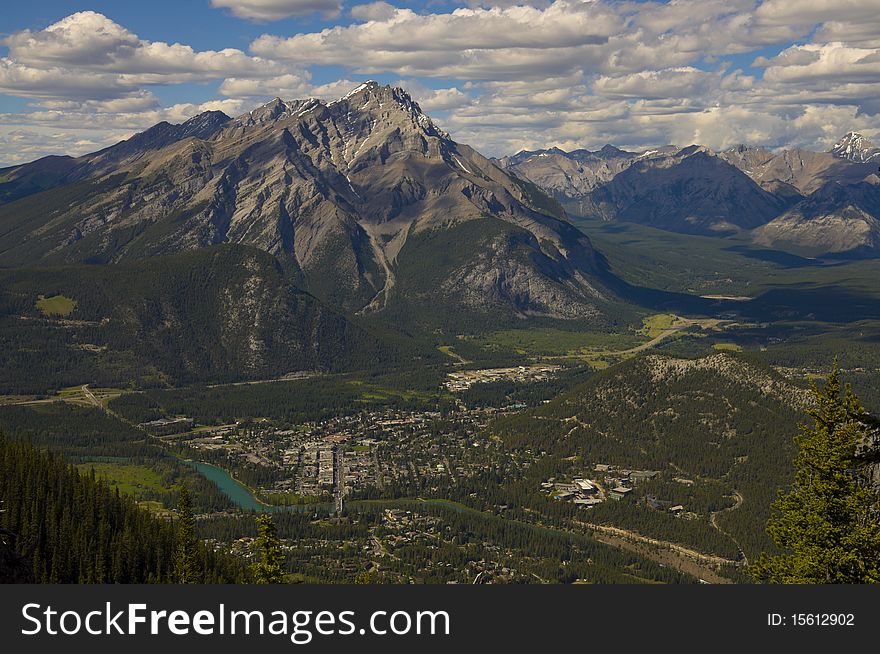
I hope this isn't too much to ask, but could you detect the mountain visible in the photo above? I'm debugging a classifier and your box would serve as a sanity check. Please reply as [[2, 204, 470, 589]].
[[497, 145, 671, 199], [504, 144, 785, 234], [0, 111, 232, 204], [753, 177, 880, 255], [830, 131, 880, 163], [719, 144, 876, 195], [575, 146, 788, 234], [0, 82, 608, 323], [500, 133, 880, 254]]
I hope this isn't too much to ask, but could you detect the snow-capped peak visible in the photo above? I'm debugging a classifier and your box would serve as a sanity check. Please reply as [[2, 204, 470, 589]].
[[343, 80, 379, 99], [831, 131, 880, 162]]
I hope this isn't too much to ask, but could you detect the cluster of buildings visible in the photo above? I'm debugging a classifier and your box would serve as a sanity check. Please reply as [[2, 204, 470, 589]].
[[542, 464, 664, 508], [444, 365, 560, 392], [542, 477, 604, 507], [283, 443, 339, 496], [376, 509, 531, 584]]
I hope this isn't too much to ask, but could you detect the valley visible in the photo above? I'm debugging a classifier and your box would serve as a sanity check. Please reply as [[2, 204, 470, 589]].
[[2, 82, 879, 585]]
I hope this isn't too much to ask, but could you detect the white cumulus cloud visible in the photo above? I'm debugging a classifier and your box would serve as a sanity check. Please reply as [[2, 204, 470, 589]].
[[210, 0, 342, 21]]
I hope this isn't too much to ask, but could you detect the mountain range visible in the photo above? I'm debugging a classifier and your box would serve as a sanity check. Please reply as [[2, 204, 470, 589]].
[[500, 132, 880, 256], [3, 79, 878, 352], [0, 82, 608, 324]]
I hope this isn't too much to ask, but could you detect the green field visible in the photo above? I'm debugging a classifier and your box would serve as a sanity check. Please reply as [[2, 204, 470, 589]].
[[76, 461, 169, 499], [353, 380, 439, 403], [713, 343, 743, 352], [639, 313, 678, 338], [36, 294, 77, 317]]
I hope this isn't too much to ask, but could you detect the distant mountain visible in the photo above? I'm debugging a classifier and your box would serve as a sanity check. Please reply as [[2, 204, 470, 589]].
[[0, 82, 609, 323], [830, 132, 880, 163], [575, 146, 787, 234], [753, 177, 880, 255], [501, 133, 880, 254], [495, 145, 671, 198], [719, 144, 876, 195]]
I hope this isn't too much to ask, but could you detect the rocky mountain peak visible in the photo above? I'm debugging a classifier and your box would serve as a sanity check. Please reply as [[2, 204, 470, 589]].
[[831, 131, 880, 162], [597, 144, 629, 158], [176, 110, 231, 139], [327, 81, 448, 140], [242, 97, 316, 126]]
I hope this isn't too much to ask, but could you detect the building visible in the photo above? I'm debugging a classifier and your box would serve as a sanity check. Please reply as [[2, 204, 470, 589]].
[[609, 487, 633, 500]]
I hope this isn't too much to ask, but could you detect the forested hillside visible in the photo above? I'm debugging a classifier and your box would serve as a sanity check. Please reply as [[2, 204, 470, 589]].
[[0, 244, 414, 393], [0, 436, 246, 583], [492, 353, 807, 559]]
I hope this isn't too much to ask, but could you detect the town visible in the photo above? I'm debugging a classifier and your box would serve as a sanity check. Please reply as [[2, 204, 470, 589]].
[[163, 405, 538, 509]]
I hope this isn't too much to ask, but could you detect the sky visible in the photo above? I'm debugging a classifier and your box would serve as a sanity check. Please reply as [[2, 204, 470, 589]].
[[2, 0, 880, 166]]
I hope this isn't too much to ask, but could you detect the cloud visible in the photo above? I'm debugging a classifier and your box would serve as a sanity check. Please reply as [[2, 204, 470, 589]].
[[219, 72, 313, 98], [4, 11, 271, 82], [218, 72, 361, 102], [760, 43, 880, 85], [247, 0, 824, 83], [0, 59, 141, 102], [755, 0, 879, 26], [210, 0, 342, 21], [251, 4, 621, 79], [350, 2, 398, 22], [592, 67, 719, 100]]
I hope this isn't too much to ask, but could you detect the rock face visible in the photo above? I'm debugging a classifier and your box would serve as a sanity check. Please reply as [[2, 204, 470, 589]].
[[753, 178, 880, 254], [578, 146, 787, 234], [830, 132, 880, 163], [495, 145, 647, 197], [0, 82, 608, 320]]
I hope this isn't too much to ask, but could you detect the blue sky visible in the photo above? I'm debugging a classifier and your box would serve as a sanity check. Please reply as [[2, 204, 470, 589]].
[[1, 1, 879, 165]]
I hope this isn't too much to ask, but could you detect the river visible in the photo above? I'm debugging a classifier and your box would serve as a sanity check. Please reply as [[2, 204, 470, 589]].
[[183, 460, 332, 513], [185, 460, 477, 517]]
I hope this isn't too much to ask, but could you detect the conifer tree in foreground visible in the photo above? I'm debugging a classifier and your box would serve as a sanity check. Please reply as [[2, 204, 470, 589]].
[[750, 366, 880, 583], [173, 486, 199, 584], [251, 513, 286, 584]]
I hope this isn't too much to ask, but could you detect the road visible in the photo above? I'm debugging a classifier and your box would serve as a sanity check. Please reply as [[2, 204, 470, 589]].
[[81, 384, 101, 408], [710, 490, 749, 566], [611, 325, 690, 356], [575, 520, 739, 567], [544, 316, 725, 363]]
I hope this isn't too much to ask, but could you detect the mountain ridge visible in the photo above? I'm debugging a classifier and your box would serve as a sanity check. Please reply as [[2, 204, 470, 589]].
[[0, 82, 612, 323], [499, 134, 880, 255]]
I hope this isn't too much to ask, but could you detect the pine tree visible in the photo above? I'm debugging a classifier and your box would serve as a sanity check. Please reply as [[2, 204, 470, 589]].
[[173, 486, 199, 584], [251, 514, 285, 584], [750, 365, 880, 583]]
